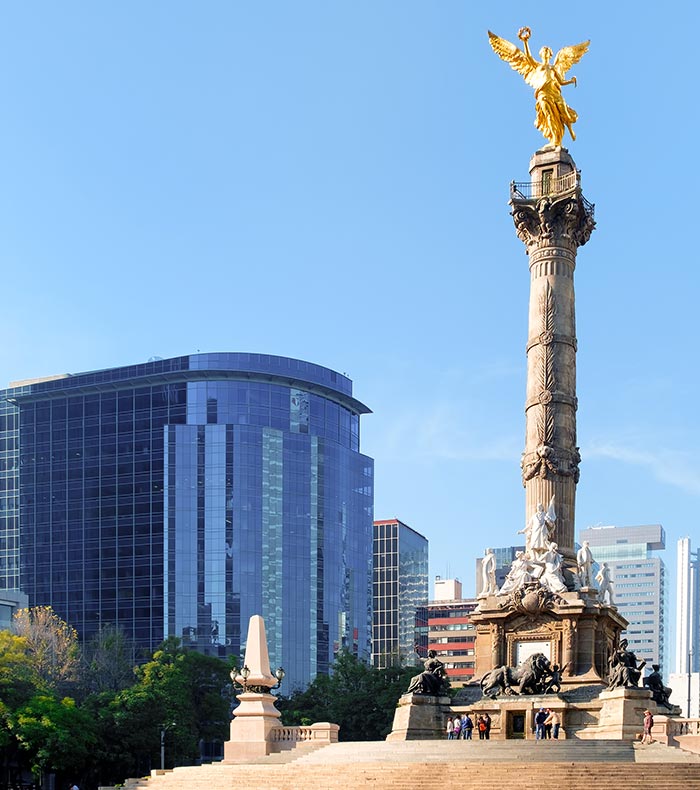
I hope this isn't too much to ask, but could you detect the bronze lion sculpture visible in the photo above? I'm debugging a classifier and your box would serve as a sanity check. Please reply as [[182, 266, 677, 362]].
[[480, 652, 551, 697]]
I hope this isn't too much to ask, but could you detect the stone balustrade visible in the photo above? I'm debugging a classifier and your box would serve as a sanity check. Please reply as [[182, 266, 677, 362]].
[[665, 718, 700, 737], [269, 722, 339, 750]]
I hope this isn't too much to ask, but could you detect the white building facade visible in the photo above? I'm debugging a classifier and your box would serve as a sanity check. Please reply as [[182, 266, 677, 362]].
[[580, 524, 668, 676], [669, 537, 700, 718]]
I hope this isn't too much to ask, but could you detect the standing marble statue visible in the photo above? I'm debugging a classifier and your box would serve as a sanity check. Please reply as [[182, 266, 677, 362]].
[[479, 548, 499, 598], [519, 497, 556, 557], [595, 562, 614, 605], [576, 540, 595, 588], [538, 542, 568, 594]]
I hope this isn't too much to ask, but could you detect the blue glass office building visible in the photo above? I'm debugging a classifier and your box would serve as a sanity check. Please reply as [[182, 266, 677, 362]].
[[372, 519, 428, 668], [0, 353, 374, 690]]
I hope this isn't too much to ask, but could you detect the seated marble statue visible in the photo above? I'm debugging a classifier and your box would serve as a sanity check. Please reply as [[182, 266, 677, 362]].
[[406, 649, 448, 696], [497, 551, 533, 595], [607, 639, 646, 690]]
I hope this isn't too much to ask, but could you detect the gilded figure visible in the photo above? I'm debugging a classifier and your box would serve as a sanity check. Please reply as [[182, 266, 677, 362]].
[[488, 27, 589, 148]]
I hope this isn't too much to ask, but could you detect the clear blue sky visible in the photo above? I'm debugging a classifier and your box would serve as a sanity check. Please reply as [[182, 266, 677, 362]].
[[1, 4, 697, 620]]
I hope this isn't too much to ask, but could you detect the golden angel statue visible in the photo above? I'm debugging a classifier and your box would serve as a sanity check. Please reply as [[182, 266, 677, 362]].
[[488, 27, 589, 148]]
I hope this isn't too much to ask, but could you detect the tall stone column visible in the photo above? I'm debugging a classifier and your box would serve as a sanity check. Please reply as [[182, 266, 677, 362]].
[[511, 148, 595, 557]]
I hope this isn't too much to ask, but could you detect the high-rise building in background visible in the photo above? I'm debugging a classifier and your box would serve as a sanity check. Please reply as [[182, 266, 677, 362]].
[[0, 353, 374, 691], [674, 537, 700, 674], [372, 519, 428, 668], [0, 589, 28, 631], [426, 577, 477, 687], [475, 545, 525, 597], [579, 524, 667, 675], [668, 537, 700, 717]]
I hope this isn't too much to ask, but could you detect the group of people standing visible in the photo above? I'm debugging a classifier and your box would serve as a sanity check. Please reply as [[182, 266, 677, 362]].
[[534, 707, 561, 740], [446, 713, 491, 740]]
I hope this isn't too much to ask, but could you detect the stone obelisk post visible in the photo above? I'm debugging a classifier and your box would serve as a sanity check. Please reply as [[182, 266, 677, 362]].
[[224, 615, 281, 761], [510, 148, 595, 558]]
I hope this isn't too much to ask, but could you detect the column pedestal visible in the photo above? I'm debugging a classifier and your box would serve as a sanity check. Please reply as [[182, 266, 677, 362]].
[[223, 691, 282, 762], [386, 693, 452, 741]]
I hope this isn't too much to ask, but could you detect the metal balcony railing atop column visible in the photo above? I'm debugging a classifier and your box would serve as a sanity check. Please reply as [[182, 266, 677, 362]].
[[510, 169, 594, 218], [510, 169, 579, 199]]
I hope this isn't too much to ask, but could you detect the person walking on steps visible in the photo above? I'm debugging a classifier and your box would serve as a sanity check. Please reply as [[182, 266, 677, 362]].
[[535, 707, 547, 740], [483, 712, 491, 740], [446, 717, 454, 740], [462, 713, 473, 740], [642, 710, 654, 744], [544, 708, 561, 739], [477, 715, 486, 740], [452, 715, 461, 740]]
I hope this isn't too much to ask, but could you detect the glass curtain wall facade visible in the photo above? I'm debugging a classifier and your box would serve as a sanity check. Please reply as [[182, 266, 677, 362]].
[[372, 519, 428, 668], [580, 524, 667, 676], [0, 353, 374, 691]]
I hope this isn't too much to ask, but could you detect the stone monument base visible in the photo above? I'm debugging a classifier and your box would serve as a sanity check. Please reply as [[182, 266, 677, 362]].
[[471, 588, 627, 688], [462, 694, 569, 740], [223, 691, 281, 761], [386, 693, 452, 741], [575, 687, 681, 741], [451, 684, 683, 742]]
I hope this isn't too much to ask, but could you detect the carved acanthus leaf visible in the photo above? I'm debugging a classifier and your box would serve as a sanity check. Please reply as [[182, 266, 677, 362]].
[[510, 194, 595, 250]]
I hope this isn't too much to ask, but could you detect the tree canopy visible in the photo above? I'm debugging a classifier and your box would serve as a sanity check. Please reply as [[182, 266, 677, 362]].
[[277, 651, 420, 741], [12, 606, 81, 694], [1, 609, 234, 790], [2, 610, 423, 787]]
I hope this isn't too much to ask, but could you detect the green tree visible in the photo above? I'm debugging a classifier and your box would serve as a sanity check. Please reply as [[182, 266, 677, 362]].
[[10, 694, 96, 779], [277, 651, 420, 741], [88, 638, 233, 785], [82, 623, 137, 694], [12, 607, 81, 695], [0, 631, 39, 713], [0, 631, 43, 783]]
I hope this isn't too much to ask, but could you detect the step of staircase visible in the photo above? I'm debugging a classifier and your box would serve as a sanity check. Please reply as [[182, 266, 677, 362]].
[[120, 738, 700, 790], [125, 761, 700, 790], [294, 738, 638, 763]]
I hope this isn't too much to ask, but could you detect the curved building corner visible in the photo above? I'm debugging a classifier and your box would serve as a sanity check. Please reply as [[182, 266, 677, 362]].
[[0, 352, 374, 691]]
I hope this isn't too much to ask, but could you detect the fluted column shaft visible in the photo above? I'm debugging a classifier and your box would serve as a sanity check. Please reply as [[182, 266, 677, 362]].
[[510, 148, 595, 557]]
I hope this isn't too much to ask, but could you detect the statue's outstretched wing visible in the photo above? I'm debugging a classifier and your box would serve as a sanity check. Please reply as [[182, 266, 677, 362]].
[[488, 31, 537, 85], [553, 40, 590, 77]]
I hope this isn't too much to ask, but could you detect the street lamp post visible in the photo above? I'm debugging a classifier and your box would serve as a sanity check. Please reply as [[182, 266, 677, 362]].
[[160, 722, 176, 770], [687, 648, 694, 720]]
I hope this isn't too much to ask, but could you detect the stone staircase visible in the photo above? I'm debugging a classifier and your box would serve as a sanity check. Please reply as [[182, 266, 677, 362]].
[[293, 738, 637, 763], [122, 739, 700, 790]]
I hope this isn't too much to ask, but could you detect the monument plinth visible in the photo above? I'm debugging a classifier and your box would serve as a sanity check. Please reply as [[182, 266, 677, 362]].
[[224, 615, 282, 762], [472, 587, 626, 688], [223, 615, 339, 761], [386, 693, 452, 741]]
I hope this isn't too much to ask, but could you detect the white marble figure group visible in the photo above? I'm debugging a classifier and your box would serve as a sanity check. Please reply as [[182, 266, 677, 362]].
[[478, 499, 613, 604], [495, 540, 567, 596]]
